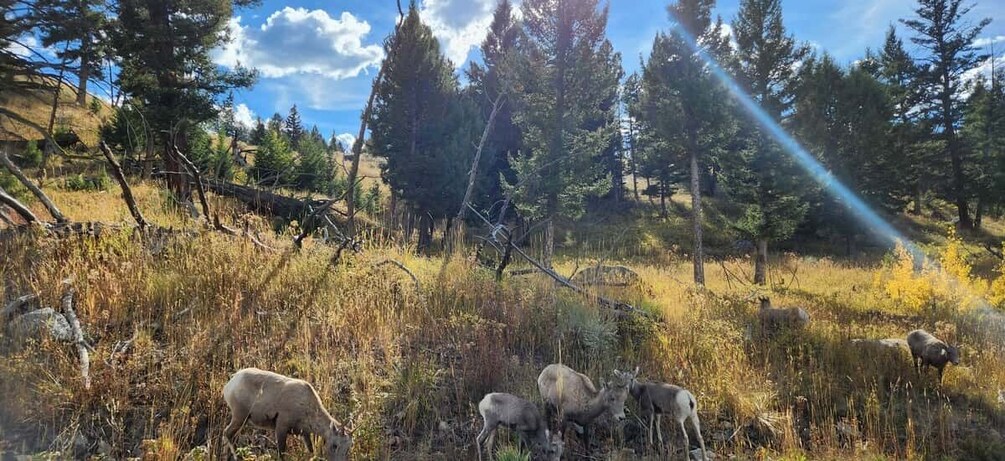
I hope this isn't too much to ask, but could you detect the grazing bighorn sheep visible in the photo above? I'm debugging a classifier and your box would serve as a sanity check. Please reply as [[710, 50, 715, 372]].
[[476, 392, 564, 461], [906, 329, 960, 382], [537, 364, 635, 450], [758, 297, 810, 335], [222, 368, 352, 460], [627, 368, 707, 461]]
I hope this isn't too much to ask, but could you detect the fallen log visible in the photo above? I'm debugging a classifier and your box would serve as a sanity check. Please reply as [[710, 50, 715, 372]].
[[203, 179, 326, 222]]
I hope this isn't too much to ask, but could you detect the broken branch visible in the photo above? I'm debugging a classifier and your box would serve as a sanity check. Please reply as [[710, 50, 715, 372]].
[[0, 185, 39, 224], [59, 279, 90, 389], [99, 141, 147, 231], [374, 259, 420, 291], [0, 149, 66, 222], [172, 146, 211, 223]]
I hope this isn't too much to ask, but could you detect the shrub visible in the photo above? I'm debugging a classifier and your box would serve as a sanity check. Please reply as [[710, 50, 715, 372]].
[[64, 168, 111, 192], [22, 140, 43, 167], [0, 171, 31, 202]]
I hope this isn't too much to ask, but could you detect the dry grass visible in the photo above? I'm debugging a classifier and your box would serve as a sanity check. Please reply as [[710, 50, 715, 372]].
[[0, 82, 113, 146], [1, 166, 1005, 460]]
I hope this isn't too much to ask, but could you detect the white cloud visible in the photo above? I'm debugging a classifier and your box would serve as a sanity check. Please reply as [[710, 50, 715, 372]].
[[336, 133, 356, 151], [6, 35, 40, 58], [973, 36, 1005, 48], [214, 8, 384, 80], [962, 55, 1005, 86], [419, 0, 496, 67], [233, 103, 256, 128], [262, 73, 375, 112]]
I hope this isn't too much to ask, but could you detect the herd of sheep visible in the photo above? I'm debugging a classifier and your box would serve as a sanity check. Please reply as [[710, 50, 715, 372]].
[[219, 297, 962, 461]]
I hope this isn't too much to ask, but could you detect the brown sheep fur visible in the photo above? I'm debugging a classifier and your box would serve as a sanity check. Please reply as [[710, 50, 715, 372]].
[[222, 368, 351, 460], [476, 392, 563, 461], [537, 364, 634, 450], [906, 329, 960, 382]]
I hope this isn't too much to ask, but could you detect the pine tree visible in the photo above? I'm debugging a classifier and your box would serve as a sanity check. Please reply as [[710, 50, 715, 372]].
[[511, 0, 621, 266], [871, 26, 930, 215], [284, 104, 304, 150], [640, 0, 733, 285], [962, 74, 1005, 226], [308, 125, 326, 148], [464, 0, 522, 219], [111, 0, 257, 199], [725, 0, 810, 285], [268, 113, 284, 134], [252, 129, 295, 187], [34, 0, 107, 106], [295, 136, 329, 192], [368, 4, 481, 252], [901, 0, 991, 229], [249, 117, 267, 146]]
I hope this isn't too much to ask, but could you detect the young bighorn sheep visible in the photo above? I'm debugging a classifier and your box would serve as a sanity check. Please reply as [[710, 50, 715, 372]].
[[626, 368, 706, 461], [476, 392, 564, 461], [537, 364, 635, 450], [906, 329, 960, 382], [758, 297, 810, 335], [222, 368, 352, 460]]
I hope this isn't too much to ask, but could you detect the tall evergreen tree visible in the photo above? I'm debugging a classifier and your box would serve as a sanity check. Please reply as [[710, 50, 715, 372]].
[[901, 0, 991, 228], [962, 74, 1005, 225], [640, 0, 733, 285], [870, 26, 930, 215], [369, 4, 482, 252], [725, 0, 809, 285], [252, 129, 295, 187], [34, 0, 107, 106], [111, 0, 256, 200], [285, 104, 304, 150], [249, 117, 267, 146], [268, 113, 284, 133], [295, 135, 329, 192], [511, 0, 621, 266], [465, 0, 523, 219]]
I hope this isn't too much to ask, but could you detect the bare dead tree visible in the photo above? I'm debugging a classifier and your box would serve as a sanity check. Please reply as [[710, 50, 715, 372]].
[[172, 146, 212, 223], [346, 0, 406, 234], [59, 279, 90, 389], [0, 148, 66, 223], [99, 141, 147, 230]]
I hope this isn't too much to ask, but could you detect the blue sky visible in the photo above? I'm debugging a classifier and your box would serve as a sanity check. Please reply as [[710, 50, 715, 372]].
[[213, 0, 1005, 147]]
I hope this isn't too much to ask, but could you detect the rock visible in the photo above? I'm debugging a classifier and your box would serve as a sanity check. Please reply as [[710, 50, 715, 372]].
[[6, 308, 74, 342], [691, 448, 715, 461]]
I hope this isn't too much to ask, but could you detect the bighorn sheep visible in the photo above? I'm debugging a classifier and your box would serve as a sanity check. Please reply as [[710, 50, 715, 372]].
[[476, 392, 564, 461], [758, 297, 810, 335], [537, 364, 635, 449], [222, 368, 352, 460], [627, 368, 706, 461], [906, 329, 960, 382]]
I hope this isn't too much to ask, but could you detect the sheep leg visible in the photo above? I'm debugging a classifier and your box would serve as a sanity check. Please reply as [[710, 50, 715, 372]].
[[647, 413, 654, 449], [223, 410, 250, 459], [679, 419, 689, 461], [476, 422, 496, 461], [690, 415, 707, 461], [656, 414, 665, 453], [275, 419, 292, 459], [301, 433, 314, 454]]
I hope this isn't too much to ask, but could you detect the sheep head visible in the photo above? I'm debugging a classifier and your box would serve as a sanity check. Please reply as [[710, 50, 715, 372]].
[[325, 421, 352, 461]]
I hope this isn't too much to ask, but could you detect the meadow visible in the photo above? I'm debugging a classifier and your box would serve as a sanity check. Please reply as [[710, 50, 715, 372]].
[[1, 176, 1005, 460]]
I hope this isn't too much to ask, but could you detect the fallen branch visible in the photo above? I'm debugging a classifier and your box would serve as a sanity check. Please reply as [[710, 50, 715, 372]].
[[0, 149, 66, 223], [374, 259, 420, 291], [0, 185, 39, 223], [58, 279, 90, 389], [467, 204, 648, 319], [985, 243, 1003, 261], [99, 142, 147, 231], [172, 146, 211, 224]]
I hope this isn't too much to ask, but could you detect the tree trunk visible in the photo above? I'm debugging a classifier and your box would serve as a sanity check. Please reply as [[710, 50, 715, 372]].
[[405, 212, 415, 243], [417, 213, 432, 254], [76, 41, 90, 106], [941, 71, 972, 229], [629, 122, 640, 201], [975, 197, 984, 229], [659, 182, 668, 219], [754, 238, 768, 285], [689, 150, 704, 285], [913, 183, 923, 215], [543, 217, 555, 269]]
